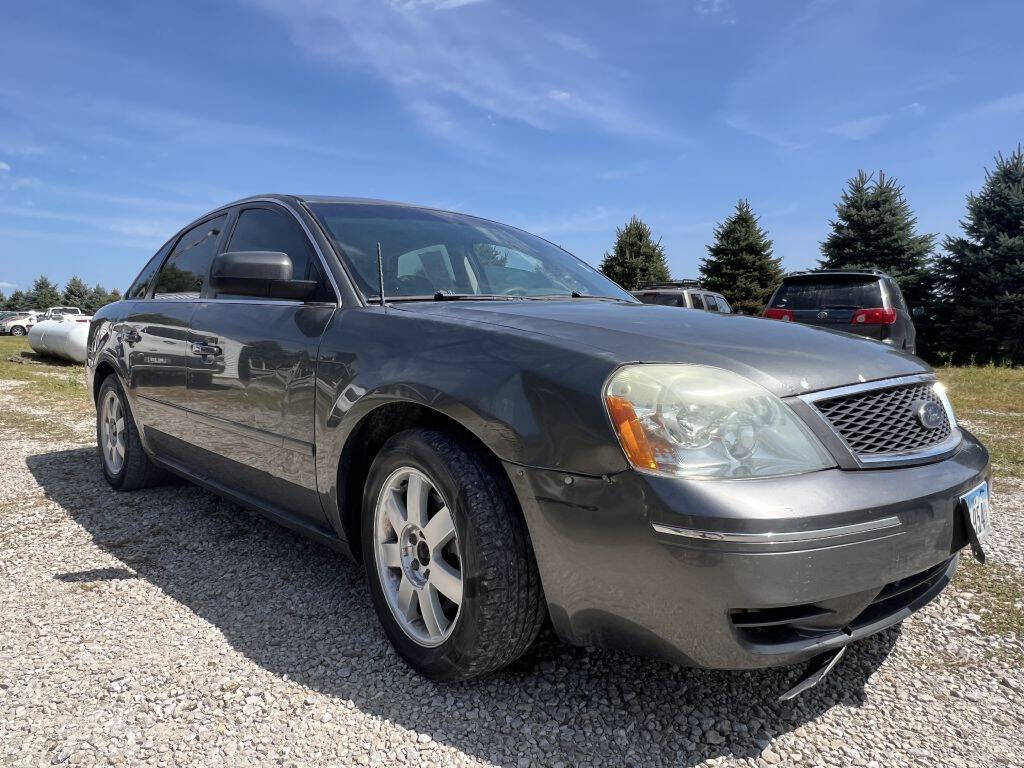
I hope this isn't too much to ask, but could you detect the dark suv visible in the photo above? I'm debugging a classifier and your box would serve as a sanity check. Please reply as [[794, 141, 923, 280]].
[[764, 270, 917, 354], [632, 280, 733, 313]]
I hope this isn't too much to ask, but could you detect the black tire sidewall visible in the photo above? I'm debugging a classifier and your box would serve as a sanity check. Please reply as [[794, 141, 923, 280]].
[[361, 431, 489, 681]]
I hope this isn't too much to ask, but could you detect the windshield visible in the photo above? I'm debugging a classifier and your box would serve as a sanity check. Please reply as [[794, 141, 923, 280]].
[[308, 202, 635, 302], [771, 277, 883, 310]]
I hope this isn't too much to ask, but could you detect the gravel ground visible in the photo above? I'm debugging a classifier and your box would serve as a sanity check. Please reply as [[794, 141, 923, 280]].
[[2, 391, 1023, 767]]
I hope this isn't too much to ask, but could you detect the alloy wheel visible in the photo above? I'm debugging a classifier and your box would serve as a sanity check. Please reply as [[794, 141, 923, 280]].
[[100, 390, 126, 475], [373, 467, 463, 647]]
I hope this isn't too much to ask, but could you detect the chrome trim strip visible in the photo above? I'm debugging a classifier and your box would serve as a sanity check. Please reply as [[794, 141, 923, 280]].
[[651, 516, 901, 543], [796, 373, 961, 467]]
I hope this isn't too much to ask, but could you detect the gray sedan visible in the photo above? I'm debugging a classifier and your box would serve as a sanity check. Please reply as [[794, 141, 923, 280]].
[[86, 195, 990, 692]]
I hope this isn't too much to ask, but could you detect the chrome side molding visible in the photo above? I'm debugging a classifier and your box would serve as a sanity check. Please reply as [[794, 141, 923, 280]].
[[651, 515, 901, 543]]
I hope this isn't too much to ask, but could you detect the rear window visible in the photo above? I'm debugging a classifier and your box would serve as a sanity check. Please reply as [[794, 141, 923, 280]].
[[636, 292, 682, 306], [771, 277, 883, 310]]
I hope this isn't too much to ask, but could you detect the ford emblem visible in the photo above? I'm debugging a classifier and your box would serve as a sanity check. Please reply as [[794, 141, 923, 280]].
[[817, 311, 828, 319], [914, 400, 945, 430]]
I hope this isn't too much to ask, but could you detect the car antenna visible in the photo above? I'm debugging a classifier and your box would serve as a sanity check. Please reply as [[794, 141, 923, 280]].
[[376, 241, 387, 307]]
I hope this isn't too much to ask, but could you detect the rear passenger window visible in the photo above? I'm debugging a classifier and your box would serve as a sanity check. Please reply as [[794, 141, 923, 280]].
[[226, 207, 332, 301], [704, 294, 720, 312], [716, 296, 732, 313], [153, 215, 227, 299]]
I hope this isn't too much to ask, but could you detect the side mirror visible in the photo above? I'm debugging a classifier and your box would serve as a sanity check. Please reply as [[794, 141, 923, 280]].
[[210, 251, 318, 301], [912, 306, 926, 317]]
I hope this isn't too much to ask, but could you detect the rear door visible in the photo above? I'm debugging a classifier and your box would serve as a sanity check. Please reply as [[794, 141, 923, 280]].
[[121, 214, 228, 463], [769, 276, 886, 337], [186, 202, 336, 525]]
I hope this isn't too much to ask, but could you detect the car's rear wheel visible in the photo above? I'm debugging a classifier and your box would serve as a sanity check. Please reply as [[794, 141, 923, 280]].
[[96, 375, 165, 491], [362, 428, 545, 681], [10, 326, 26, 336]]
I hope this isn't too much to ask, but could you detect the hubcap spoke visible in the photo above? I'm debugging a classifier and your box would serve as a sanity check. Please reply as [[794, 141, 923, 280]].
[[429, 560, 463, 604], [418, 586, 446, 638], [405, 473, 429, 529], [422, 506, 455, 552], [384, 492, 405, 536], [380, 541, 401, 569], [396, 576, 417, 619]]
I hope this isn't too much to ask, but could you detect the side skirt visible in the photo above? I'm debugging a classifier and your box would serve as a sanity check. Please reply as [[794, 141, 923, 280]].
[[149, 453, 356, 559]]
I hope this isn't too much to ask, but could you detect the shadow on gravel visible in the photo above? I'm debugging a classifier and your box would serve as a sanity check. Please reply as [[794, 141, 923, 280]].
[[29, 447, 899, 767]]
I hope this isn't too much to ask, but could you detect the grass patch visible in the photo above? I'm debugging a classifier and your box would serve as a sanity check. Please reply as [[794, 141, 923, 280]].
[[0, 336, 91, 411], [953, 559, 1024, 662], [937, 365, 1024, 479]]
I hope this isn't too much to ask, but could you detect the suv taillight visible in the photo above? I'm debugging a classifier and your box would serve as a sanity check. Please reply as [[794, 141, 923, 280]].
[[851, 307, 897, 325], [763, 308, 794, 321]]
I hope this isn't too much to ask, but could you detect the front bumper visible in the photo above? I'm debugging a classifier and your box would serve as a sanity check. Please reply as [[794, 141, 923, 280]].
[[508, 429, 989, 669]]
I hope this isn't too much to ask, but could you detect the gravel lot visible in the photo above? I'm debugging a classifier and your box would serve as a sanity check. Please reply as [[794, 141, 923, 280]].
[[2, 358, 1023, 767]]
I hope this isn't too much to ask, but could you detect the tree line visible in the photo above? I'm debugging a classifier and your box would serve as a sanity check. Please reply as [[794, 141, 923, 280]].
[[0, 276, 122, 314], [599, 146, 1024, 366]]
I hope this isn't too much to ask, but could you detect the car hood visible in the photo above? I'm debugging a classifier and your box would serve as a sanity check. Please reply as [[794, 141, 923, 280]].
[[395, 300, 930, 398]]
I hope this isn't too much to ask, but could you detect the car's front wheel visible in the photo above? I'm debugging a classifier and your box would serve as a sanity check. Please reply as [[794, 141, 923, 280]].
[[362, 428, 545, 681], [10, 326, 26, 336], [96, 375, 165, 491]]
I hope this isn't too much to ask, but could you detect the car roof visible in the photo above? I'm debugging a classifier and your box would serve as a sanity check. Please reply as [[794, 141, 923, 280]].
[[783, 269, 890, 280]]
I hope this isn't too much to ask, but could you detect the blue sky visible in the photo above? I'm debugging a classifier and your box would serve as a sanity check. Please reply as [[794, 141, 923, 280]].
[[1, 0, 1021, 295]]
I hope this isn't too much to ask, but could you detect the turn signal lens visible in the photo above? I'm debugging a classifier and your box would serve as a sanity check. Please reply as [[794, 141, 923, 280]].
[[605, 395, 657, 470]]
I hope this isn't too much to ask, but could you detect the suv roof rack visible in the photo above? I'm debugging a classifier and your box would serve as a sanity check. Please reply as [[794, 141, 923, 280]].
[[786, 268, 889, 278], [636, 279, 702, 289]]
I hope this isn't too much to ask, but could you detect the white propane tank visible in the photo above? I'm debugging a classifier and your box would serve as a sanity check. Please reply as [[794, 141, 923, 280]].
[[28, 317, 91, 363]]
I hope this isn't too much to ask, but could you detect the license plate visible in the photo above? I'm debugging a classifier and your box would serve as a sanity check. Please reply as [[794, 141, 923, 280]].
[[961, 481, 991, 542]]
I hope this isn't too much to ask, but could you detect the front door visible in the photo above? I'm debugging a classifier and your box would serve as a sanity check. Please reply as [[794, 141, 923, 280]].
[[187, 203, 336, 526]]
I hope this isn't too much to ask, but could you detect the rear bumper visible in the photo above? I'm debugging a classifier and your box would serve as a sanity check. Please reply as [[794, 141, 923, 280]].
[[509, 429, 989, 669]]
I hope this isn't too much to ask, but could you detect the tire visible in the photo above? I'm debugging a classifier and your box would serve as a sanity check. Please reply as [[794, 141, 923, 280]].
[[10, 326, 25, 336], [96, 375, 165, 491], [361, 428, 546, 681]]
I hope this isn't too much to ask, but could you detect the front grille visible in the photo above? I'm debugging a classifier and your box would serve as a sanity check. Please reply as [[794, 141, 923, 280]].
[[814, 381, 952, 456]]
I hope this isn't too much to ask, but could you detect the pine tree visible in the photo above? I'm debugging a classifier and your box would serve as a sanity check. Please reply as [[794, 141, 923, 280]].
[[86, 284, 112, 313], [62, 276, 90, 309], [5, 290, 28, 310], [28, 276, 62, 310], [700, 200, 782, 315], [934, 147, 1024, 365], [599, 216, 670, 290], [0, 289, 5, 307], [819, 171, 935, 305]]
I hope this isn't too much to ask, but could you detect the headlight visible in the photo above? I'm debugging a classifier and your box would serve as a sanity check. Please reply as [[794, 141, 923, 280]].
[[604, 364, 835, 479]]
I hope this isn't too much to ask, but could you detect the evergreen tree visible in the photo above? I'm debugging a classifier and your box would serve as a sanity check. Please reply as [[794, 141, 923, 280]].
[[700, 200, 782, 315], [28, 276, 62, 310], [5, 290, 28, 310], [0, 289, 5, 307], [599, 216, 670, 290], [819, 171, 935, 305], [62, 276, 91, 309], [934, 147, 1024, 365], [86, 284, 112, 313]]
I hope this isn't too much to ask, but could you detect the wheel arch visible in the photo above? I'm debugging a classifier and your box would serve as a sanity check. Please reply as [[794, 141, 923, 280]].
[[92, 359, 119, 403], [335, 400, 523, 563]]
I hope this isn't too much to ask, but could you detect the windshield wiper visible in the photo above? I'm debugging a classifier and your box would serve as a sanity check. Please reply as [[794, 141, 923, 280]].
[[535, 291, 633, 302], [385, 292, 525, 302]]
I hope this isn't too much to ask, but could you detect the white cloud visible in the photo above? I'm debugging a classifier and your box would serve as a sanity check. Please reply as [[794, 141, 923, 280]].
[[246, 0, 665, 141], [0, 161, 10, 173], [828, 114, 891, 141], [0, 281, 18, 291]]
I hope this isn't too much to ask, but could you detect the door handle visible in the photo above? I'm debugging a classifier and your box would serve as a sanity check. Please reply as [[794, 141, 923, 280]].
[[191, 342, 222, 357]]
